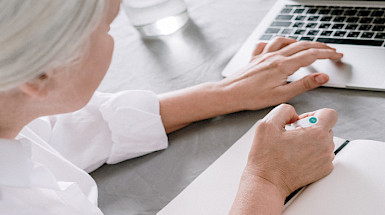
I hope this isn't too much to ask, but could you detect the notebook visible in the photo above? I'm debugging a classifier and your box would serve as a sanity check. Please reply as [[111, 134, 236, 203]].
[[157, 122, 385, 214], [222, 0, 385, 91]]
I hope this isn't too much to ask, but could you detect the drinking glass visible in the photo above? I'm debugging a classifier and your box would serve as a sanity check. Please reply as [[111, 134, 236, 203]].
[[122, 0, 189, 37]]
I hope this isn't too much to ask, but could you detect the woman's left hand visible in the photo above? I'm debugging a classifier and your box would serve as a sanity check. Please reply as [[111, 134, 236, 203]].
[[217, 37, 343, 112], [159, 37, 343, 133]]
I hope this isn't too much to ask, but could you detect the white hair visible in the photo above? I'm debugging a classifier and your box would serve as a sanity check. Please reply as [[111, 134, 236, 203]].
[[0, 0, 105, 91]]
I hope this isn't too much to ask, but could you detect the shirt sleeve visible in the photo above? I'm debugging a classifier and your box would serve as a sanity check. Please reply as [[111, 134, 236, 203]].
[[31, 90, 168, 173]]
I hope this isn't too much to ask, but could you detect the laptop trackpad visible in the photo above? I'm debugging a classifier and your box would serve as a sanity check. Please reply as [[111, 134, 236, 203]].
[[288, 45, 385, 90]]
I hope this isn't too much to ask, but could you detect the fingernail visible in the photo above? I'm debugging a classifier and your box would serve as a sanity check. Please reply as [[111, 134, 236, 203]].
[[315, 75, 328, 84], [334, 59, 345, 67]]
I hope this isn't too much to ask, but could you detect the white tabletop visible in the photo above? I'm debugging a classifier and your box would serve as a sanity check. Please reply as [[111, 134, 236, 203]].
[[91, 0, 385, 214]]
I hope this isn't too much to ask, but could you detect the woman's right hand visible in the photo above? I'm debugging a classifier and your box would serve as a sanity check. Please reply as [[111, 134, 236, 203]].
[[229, 104, 338, 215], [244, 104, 338, 199]]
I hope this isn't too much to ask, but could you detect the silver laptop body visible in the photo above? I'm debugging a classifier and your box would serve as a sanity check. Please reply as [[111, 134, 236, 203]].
[[222, 0, 385, 91]]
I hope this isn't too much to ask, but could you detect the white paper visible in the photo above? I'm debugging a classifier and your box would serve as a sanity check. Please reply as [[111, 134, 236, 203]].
[[157, 123, 257, 215], [283, 140, 385, 215]]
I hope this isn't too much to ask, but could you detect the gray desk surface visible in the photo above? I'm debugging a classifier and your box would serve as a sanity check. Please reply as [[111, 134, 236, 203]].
[[91, 0, 385, 214]]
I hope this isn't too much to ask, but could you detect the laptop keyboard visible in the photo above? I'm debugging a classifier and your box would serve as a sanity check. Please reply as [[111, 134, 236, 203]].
[[260, 5, 385, 47]]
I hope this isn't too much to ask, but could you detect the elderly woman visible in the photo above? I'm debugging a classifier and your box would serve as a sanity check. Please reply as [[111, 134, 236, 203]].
[[0, 0, 341, 214]]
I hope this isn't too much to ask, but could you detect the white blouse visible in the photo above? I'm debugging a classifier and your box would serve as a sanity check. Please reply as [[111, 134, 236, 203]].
[[0, 90, 168, 215]]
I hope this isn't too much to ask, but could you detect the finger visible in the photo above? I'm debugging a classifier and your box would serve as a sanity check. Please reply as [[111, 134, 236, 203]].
[[252, 42, 268, 56], [328, 131, 335, 149], [263, 37, 298, 53], [298, 111, 316, 119], [263, 104, 299, 128], [278, 73, 329, 100], [297, 111, 335, 130], [294, 109, 337, 141], [284, 49, 344, 76], [313, 108, 338, 130], [276, 41, 336, 57]]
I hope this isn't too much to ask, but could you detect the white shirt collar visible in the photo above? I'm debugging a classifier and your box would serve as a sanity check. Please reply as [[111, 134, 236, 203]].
[[0, 138, 33, 187], [0, 138, 59, 189]]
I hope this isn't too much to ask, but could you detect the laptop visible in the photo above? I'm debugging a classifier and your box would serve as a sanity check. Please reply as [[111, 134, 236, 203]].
[[222, 0, 385, 91]]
